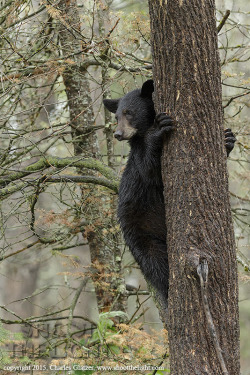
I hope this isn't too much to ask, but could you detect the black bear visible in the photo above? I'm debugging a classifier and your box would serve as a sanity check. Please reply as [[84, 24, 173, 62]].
[[103, 79, 236, 305]]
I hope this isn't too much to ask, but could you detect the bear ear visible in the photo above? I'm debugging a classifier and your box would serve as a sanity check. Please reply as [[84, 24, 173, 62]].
[[141, 79, 154, 98], [103, 98, 120, 113]]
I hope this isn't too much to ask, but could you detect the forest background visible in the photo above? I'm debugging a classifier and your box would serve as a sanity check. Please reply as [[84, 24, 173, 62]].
[[0, 0, 249, 374]]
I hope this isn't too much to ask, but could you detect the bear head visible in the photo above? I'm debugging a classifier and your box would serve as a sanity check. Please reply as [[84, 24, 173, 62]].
[[103, 80, 155, 141]]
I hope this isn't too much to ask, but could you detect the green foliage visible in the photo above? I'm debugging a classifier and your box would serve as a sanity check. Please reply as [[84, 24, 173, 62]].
[[73, 370, 94, 375], [0, 322, 27, 368], [69, 312, 169, 373], [90, 311, 128, 345], [0, 323, 12, 366]]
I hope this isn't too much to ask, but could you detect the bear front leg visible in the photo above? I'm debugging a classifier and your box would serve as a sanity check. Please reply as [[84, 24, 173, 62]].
[[146, 113, 175, 150], [224, 128, 236, 156]]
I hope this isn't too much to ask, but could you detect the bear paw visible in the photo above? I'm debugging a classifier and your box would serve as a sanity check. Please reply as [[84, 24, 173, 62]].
[[224, 128, 236, 156], [154, 112, 175, 133]]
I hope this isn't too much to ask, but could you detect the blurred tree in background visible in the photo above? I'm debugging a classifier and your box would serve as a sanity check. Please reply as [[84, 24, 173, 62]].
[[0, 0, 249, 373]]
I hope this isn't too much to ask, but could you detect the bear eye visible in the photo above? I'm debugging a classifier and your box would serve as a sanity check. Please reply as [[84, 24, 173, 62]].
[[123, 109, 133, 116]]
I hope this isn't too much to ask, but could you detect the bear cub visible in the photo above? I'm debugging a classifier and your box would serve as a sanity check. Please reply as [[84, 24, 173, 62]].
[[103, 79, 236, 304]]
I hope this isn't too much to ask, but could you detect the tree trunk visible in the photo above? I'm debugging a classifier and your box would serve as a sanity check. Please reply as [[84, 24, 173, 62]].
[[57, 0, 126, 313], [148, 1, 240, 374]]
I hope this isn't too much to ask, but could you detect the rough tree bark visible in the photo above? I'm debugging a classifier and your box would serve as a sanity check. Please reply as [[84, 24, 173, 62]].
[[148, 1, 240, 374]]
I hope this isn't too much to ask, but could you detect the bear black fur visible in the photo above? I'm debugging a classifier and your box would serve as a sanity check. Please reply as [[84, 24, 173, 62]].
[[103, 79, 236, 304]]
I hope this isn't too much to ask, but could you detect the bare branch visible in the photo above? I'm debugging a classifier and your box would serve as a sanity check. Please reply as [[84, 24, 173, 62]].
[[217, 10, 231, 33], [46, 174, 119, 192], [0, 156, 119, 188]]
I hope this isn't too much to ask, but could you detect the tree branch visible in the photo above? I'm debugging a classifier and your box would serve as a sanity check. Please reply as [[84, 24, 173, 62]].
[[223, 90, 250, 108], [67, 278, 89, 340], [1, 58, 152, 83], [45, 174, 119, 192], [0, 156, 119, 187], [217, 10, 230, 33], [0, 240, 40, 261]]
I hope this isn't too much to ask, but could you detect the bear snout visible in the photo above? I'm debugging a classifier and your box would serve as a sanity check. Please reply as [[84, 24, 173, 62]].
[[114, 129, 123, 141]]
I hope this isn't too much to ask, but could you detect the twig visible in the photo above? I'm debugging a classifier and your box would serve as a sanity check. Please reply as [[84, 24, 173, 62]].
[[0, 240, 40, 261], [128, 294, 151, 324], [0, 305, 96, 326], [236, 254, 250, 272], [152, 352, 169, 375], [230, 191, 250, 203], [30, 176, 46, 235], [223, 91, 250, 108], [217, 10, 230, 33], [45, 174, 119, 192], [67, 278, 89, 338], [2, 5, 46, 28], [106, 18, 120, 39]]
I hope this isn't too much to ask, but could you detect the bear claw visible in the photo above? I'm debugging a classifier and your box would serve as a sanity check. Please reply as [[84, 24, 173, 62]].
[[224, 128, 236, 156], [154, 112, 175, 130]]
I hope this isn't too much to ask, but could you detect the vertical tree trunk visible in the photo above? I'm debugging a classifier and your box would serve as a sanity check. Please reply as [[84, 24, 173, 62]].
[[97, 1, 128, 313], [57, 0, 126, 313], [148, 1, 240, 374]]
